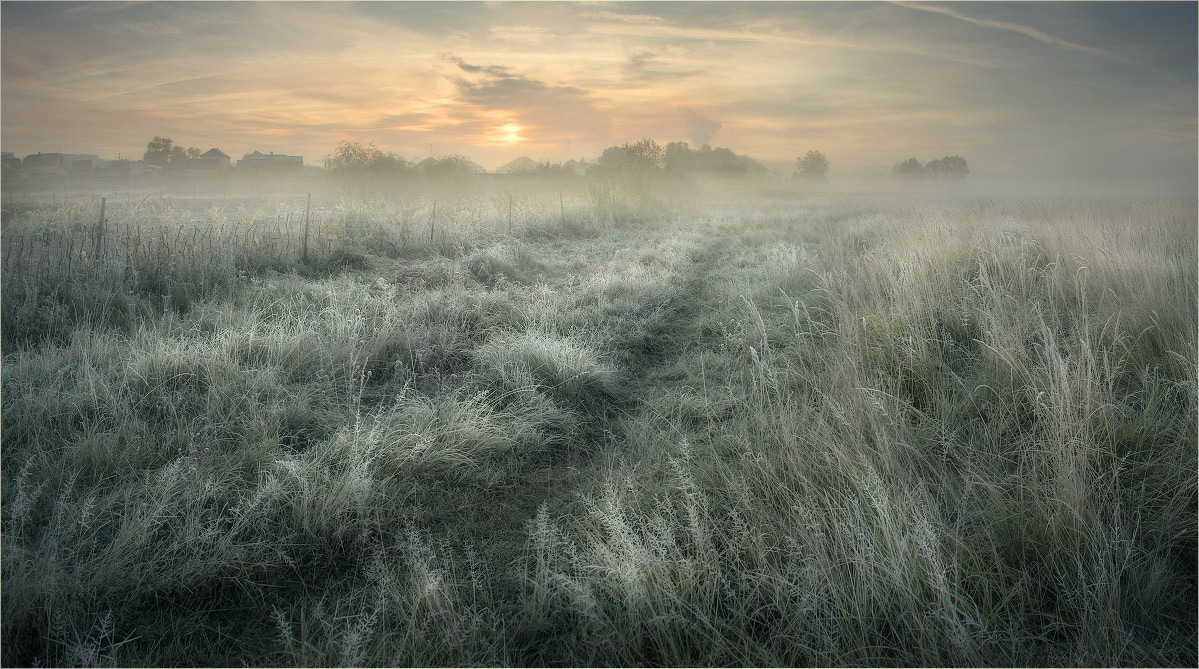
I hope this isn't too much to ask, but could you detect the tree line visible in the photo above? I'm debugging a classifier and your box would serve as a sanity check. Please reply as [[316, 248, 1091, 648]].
[[323, 141, 479, 176], [593, 139, 768, 177], [140, 135, 968, 182], [143, 137, 203, 167], [891, 155, 969, 179]]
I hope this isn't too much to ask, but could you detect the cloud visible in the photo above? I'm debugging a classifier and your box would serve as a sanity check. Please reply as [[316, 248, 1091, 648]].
[[624, 47, 705, 83], [579, 9, 665, 24], [680, 107, 722, 145], [488, 25, 553, 43], [443, 55, 611, 143], [893, 2, 1131, 63], [583, 21, 1004, 68], [445, 55, 516, 78], [1, 0, 1192, 183], [449, 59, 589, 109]]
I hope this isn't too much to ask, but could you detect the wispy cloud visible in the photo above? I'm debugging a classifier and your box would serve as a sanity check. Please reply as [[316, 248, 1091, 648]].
[[488, 25, 554, 43], [579, 9, 665, 25], [583, 20, 1003, 68], [624, 46, 706, 84], [444, 55, 610, 145], [893, 2, 1132, 62]]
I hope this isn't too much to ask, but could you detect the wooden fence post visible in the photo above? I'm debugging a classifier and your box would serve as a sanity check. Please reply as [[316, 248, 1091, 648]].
[[94, 197, 107, 259], [430, 199, 437, 242], [302, 192, 311, 262]]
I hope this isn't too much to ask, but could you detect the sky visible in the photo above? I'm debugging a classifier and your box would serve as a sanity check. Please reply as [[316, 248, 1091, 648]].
[[1, 1, 1195, 188]]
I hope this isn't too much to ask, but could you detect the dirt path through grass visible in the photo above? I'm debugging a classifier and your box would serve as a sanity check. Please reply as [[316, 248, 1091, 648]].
[[344, 222, 746, 648]]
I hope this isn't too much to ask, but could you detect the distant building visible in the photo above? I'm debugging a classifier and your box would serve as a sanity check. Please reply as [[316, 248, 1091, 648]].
[[238, 151, 303, 174], [183, 148, 232, 173], [102, 160, 146, 177], [21, 153, 70, 176], [63, 154, 103, 170], [563, 159, 588, 176], [202, 148, 231, 169], [497, 156, 538, 174]]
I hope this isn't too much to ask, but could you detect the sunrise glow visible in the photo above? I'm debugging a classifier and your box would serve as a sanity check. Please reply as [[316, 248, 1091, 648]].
[[497, 123, 525, 145], [1, 1, 1194, 185]]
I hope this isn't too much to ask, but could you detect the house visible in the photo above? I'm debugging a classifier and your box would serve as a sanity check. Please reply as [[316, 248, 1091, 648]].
[[182, 148, 232, 173], [65, 154, 104, 174], [63, 154, 103, 170], [201, 148, 231, 169], [237, 151, 303, 174], [497, 156, 538, 174], [564, 159, 588, 176], [21, 153, 70, 177], [103, 160, 146, 177]]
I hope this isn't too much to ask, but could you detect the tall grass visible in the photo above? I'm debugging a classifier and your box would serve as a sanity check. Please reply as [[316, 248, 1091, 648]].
[[520, 197, 1197, 666], [2, 193, 1194, 666]]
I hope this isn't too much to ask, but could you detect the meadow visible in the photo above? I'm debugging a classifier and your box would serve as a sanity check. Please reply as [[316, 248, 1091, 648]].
[[1, 178, 1195, 666]]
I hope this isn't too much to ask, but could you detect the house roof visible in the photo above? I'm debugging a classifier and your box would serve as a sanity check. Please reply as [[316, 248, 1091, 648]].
[[243, 151, 301, 161], [22, 153, 67, 168], [498, 156, 537, 173], [202, 148, 230, 159]]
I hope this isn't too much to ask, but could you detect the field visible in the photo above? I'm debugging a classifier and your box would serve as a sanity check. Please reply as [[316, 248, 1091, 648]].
[[1, 179, 1195, 666]]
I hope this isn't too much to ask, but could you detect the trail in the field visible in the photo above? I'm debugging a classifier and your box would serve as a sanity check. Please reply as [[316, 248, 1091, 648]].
[[398, 221, 749, 644]]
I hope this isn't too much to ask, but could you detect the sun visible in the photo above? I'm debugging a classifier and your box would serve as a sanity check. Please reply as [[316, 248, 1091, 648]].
[[497, 123, 524, 144]]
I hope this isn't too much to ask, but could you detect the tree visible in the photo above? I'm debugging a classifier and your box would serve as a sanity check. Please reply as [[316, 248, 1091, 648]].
[[796, 150, 829, 179], [143, 137, 201, 167], [143, 136, 176, 167], [923, 155, 969, 179], [940, 155, 969, 178], [419, 155, 475, 177], [597, 145, 630, 170], [510, 160, 574, 177], [596, 139, 663, 173], [323, 140, 409, 174], [664, 141, 692, 173], [324, 140, 379, 171], [624, 138, 665, 172], [891, 157, 926, 179]]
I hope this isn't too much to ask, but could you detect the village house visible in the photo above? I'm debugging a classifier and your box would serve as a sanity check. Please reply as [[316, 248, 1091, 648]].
[[21, 152, 71, 177], [237, 151, 303, 174], [103, 160, 149, 177], [564, 159, 589, 176], [182, 148, 232, 173], [63, 154, 104, 173]]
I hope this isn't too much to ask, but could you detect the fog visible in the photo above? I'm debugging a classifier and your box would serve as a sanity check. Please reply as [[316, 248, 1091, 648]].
[[3, 5, 1196, 666], [2, 2, 1195, 194]]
